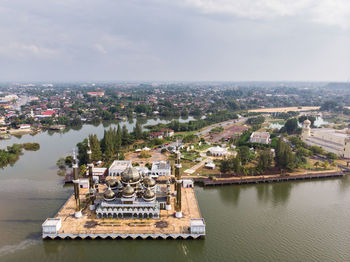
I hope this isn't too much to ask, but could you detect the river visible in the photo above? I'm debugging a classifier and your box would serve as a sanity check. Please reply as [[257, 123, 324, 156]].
[[1, 118, 350, 261]]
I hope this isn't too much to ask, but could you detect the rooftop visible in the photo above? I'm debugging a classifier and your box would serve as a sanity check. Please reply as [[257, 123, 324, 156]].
[[151, 160, 170, 171]]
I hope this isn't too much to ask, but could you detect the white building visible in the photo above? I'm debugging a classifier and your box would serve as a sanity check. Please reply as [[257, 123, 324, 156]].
[[18, 124, 31, 130], [149, 160, 171, 177], [205, 161, 216, 169], [190, 219, 206, 234], [301, 119, 350, 158], [249, 132, 271, 144], [183, 179, 194, 188], [92, 167, 107, 182], [79, 178, 89, 188], [42, 218, 61, 234], [207, 146, 230, 157], [109, 160, 132, 176]]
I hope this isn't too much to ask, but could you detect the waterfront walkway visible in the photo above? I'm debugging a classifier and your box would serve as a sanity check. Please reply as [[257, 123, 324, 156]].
[[200, 171, 344, 186]]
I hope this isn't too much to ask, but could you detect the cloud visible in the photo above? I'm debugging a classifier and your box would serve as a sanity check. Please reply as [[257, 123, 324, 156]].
[[0, 42, 58, 58], [182, 0, 350, 29], [94, 44, 107, 54]]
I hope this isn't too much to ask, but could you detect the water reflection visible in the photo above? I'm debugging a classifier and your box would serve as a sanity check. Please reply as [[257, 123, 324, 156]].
[[271, 182, 292, 205], [337, 174, 350, 194]]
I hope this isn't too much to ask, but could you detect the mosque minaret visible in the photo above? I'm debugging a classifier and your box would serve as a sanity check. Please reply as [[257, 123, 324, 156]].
[[175, 148, 183, 218], [72, 150, 82, 218], [87, 139, 96, 210]]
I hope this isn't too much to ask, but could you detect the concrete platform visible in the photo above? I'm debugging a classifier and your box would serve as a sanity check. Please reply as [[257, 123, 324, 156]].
[[43, 183, 205, 240]]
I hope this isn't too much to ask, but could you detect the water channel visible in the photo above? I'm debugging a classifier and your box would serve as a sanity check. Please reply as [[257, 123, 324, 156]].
[[0, 117, 350, 262]]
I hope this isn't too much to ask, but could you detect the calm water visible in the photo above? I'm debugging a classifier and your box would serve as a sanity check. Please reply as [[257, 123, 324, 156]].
[[1, 119, 350, 262], [270, 116, 329, 130]]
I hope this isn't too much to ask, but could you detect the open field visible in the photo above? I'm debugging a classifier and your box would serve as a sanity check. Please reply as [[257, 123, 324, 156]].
[[248, 106, 320, 113]]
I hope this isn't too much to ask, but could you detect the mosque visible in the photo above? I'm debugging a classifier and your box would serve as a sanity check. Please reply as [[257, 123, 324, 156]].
[[95, 167, 169, 219], [72, 139, 184, 220], [42, 140, 205, 239]]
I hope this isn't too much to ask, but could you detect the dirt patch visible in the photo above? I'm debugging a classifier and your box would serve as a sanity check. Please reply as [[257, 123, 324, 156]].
[[206, 124, 248, 143], [125, 151, 168, 164]]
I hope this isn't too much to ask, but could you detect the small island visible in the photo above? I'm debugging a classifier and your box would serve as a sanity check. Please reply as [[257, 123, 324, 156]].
[[0, 143, 40, 169]]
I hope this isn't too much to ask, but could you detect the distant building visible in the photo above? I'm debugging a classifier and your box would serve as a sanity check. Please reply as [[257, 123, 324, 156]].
[[149, 160, 171, 177], [160, 128, 174, 137], [249, 132, 271, 144], [36, 109, 55, 118], [301, 119, 350, 158], [109, 160, 132, 176], [149, 131, 164, 139], [18, 124, 31, 130], [149, 129, 174, 139], [87, 91, 105, 97]]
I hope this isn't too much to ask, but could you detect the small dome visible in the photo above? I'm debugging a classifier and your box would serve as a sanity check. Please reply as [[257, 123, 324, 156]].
[[117, 180, 123, 190], [121, 167, 140, 184], [103, 187, 116, 201], [143, 188, 155, 202], [122, 184, 135, 198], [143, 176, 156, 188], [106, 179, 118, 189], [304, 119, 311, 125]]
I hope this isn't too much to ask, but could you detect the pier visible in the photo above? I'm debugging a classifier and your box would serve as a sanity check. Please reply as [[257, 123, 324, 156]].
[[201, 171, 344, 186]]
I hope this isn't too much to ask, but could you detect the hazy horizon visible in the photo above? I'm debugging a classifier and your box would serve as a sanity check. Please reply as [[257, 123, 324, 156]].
[[0, 0, 349, 82]]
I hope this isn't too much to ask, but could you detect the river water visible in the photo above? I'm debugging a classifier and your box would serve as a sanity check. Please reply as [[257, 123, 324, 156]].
[[1, 118, 350, 262]]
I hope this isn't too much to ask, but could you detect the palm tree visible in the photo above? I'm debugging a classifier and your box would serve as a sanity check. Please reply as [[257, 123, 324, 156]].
[[322, 160, 329, 170], [314, 161, 320, 169]]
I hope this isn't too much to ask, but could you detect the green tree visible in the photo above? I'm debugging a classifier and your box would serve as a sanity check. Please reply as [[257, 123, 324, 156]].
[[326, 152, 338, 160], [322, 160, 329, 170], [314, 161, 320, 169], [238, 146, 251, 165], [220, 159, 231, 174], [122, 125, 129, 146], [133, 121, 143, 140], [256, 149, 273, 174], [275, 138, 295, 171], [283, 118, 299, 134], [77, 139, 88, 165], [89, 134, 102, 161]]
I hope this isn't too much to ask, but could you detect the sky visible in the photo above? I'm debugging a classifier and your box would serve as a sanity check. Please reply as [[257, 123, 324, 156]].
[[0, 0, 350, 82]]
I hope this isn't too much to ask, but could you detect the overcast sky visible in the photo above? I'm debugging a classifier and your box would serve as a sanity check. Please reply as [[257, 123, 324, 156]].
[[0, 0, 349, 82]]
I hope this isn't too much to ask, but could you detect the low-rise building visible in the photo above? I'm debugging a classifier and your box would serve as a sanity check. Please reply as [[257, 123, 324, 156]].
[[149, 131, 164, 139], [87, 91, 105, 97], [249, 132, 271, 144], [18, 124, 31, 130], [161, 128, 174, 137], [42, 218, 61, 234], [301, 119, 350, 158], [207, 146, 230, 157], [109, 160, 132, 176], [149, 160, 171, 177], [92, 167, 107, 182]]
